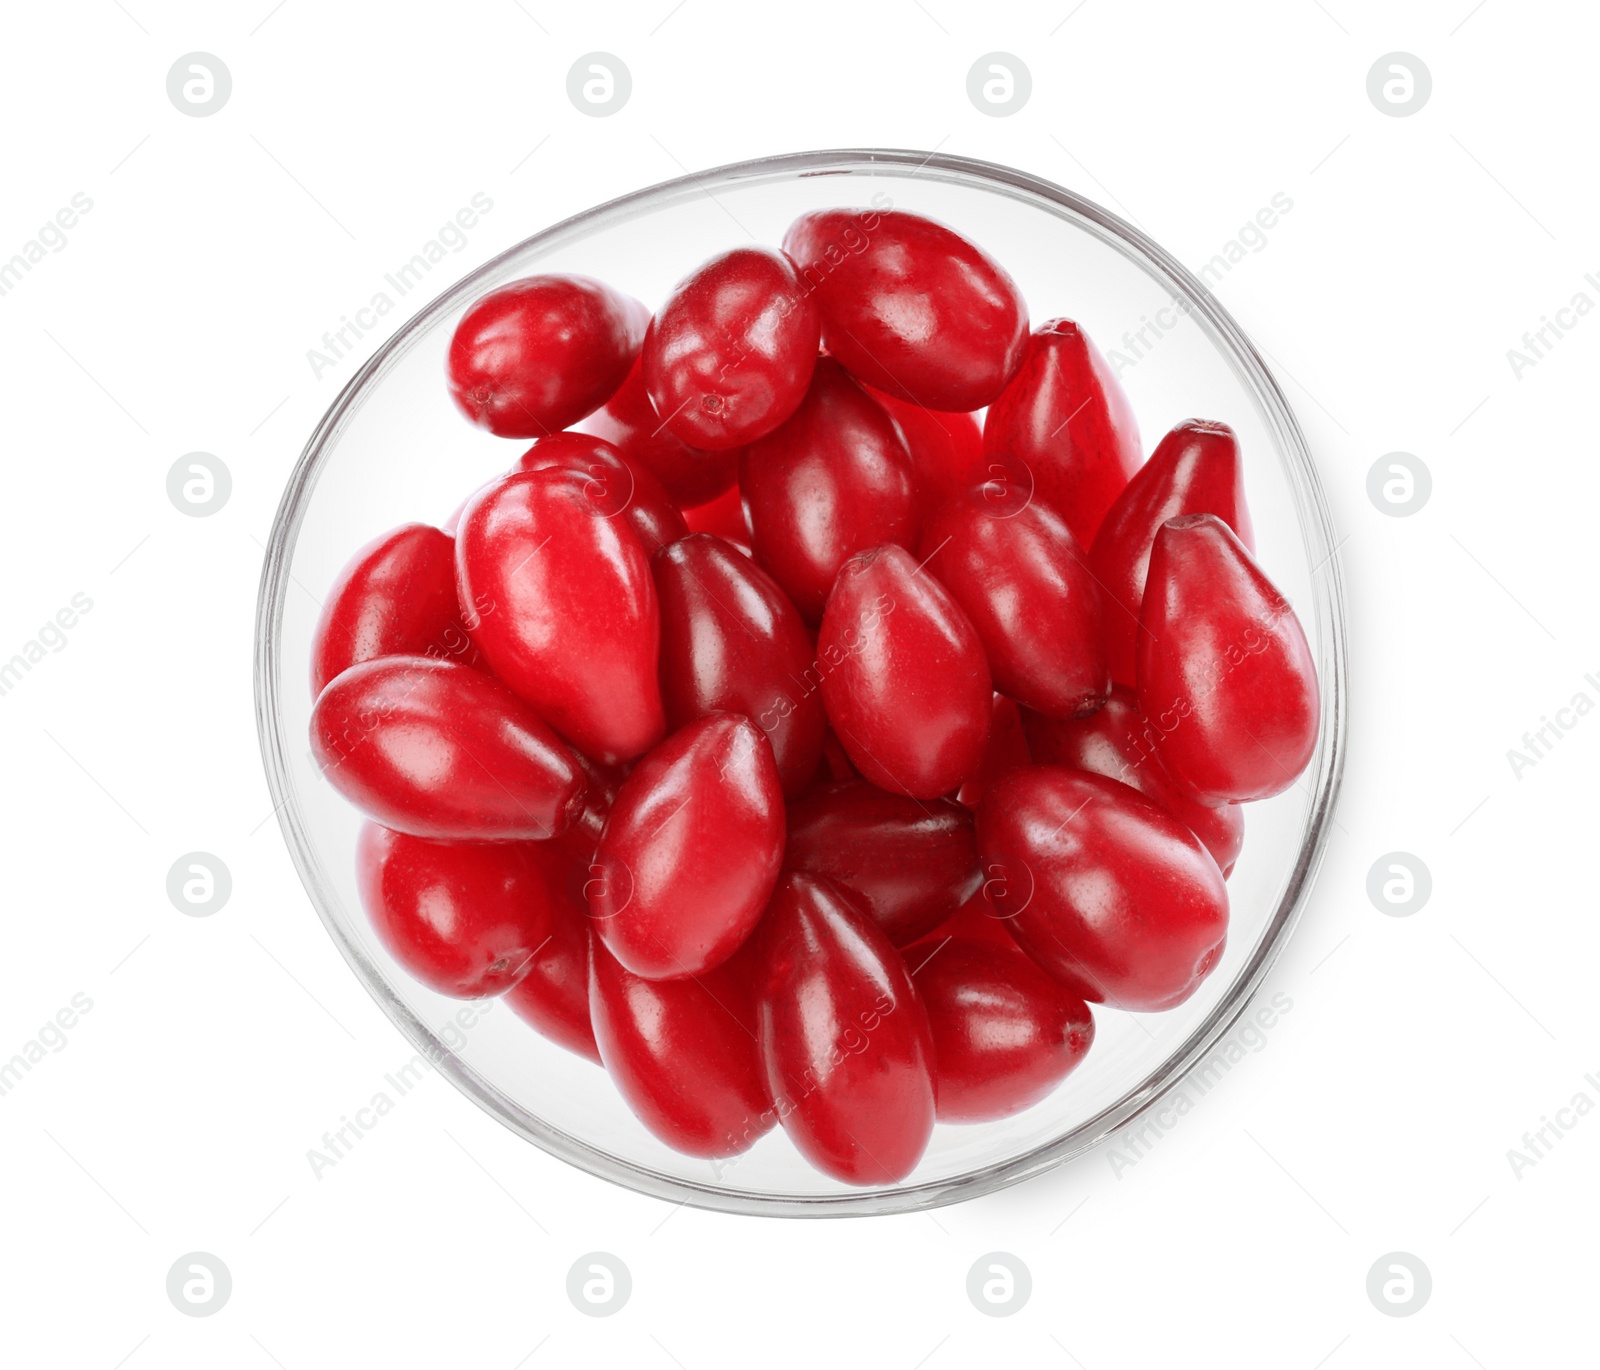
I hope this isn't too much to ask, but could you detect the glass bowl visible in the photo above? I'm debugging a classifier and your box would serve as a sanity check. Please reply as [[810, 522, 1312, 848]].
[[255, 148, 1347, 1216]]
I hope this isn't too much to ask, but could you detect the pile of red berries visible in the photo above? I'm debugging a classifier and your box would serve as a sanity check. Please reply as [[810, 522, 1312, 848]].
[[307, 205, 1320, 1185]]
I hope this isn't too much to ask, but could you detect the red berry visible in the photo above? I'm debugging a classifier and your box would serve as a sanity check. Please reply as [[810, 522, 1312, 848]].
[[754, 873, 935, 1184], [784, 779, 982, 946], [909, 934, 1094, 1123], [818, 544, 991, 799], [590, 935, 773, 1157], [1136, 514, 1319, 804], [309, 523, 477, 697], [977, 767, 1229, 1012], [740, 358, 917, 621], [505, 869, 600, 1063], [355, 823, 559, 998], [446, 274, 646, 437], [589, 714, 785, 979], [1090, 419, 1255, 685], [1023, 686, 1245, 876], [863, 386, 985, 517], [455, 468, 665, 766], [919, 488, 1109, 719], [577, 353, 738, 507], [643, 246, 822, 450], [783, 208, 1028, 410], [516, 431, 687, 555], [654, 534, 826, 798], [310, 656, 584, 841], [983, 318, 1141, 549]]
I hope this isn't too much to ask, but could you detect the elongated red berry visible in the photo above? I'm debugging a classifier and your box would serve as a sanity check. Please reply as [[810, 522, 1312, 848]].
[[754, 873, 935, 1184], [356, 824, 559, 998], [740, 358, 917, 621], [983, 318, 1141, 549], [455, 468, 665, 765], [310, 656, 585, 841], [446, 274, 646, 437], [1090, 419, 1254, 684], [783, 208, 1027, 411], [310, 523, 477, 697], [977, 767, 1229, 1012], [589, 714, 785, 979], [818, 544, 991, 799], [1136, 514, 1318, 804], [654, 534, 825, 798], [590, 936, 773, 1157]]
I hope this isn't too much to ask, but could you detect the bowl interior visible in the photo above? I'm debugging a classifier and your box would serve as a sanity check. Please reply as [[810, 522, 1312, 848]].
[[257, 150, 1344, 1215]]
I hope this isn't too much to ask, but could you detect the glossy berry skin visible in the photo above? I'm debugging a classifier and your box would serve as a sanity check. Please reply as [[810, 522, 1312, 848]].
[[754, 873, 936, 1185], [818, 544, 991, 799], [505, 870, 600, 1063], [456, 468, 665, 766], [785, 780, 982, 946], [310, 523, 477, 697], [919, 489, 1109, 719], [516, 431, 687, 555], [783, 208, 1028, 411], [957, 694, 1032, 809], [643, 246, 822, 450], [1090, 419, 1255, 685], [590, 936, 773, 1157], [446, 274, 646, 437], [740, 358, 917, 622], [1137, 514, 1319, 804], [578, 354, 738, 507], [355, 823, 556, 998], [1023, 686, 1244, 877], [983, 318, 1141, 550], [589, 714, 785, 979], [977, 767, 1229, 1012], [654, 534, 826, 798], [910, 935, 1094, 1123], [866, 388, 986, 519], [310, 656, 584, 841]]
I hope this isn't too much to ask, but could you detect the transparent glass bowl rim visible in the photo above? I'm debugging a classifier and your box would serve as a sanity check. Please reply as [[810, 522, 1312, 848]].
[[254, 147, 1349, 1218]]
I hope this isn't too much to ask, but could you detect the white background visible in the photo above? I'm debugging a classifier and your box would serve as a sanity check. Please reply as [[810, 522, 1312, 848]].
[[1, 1, 1594, 1365]]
